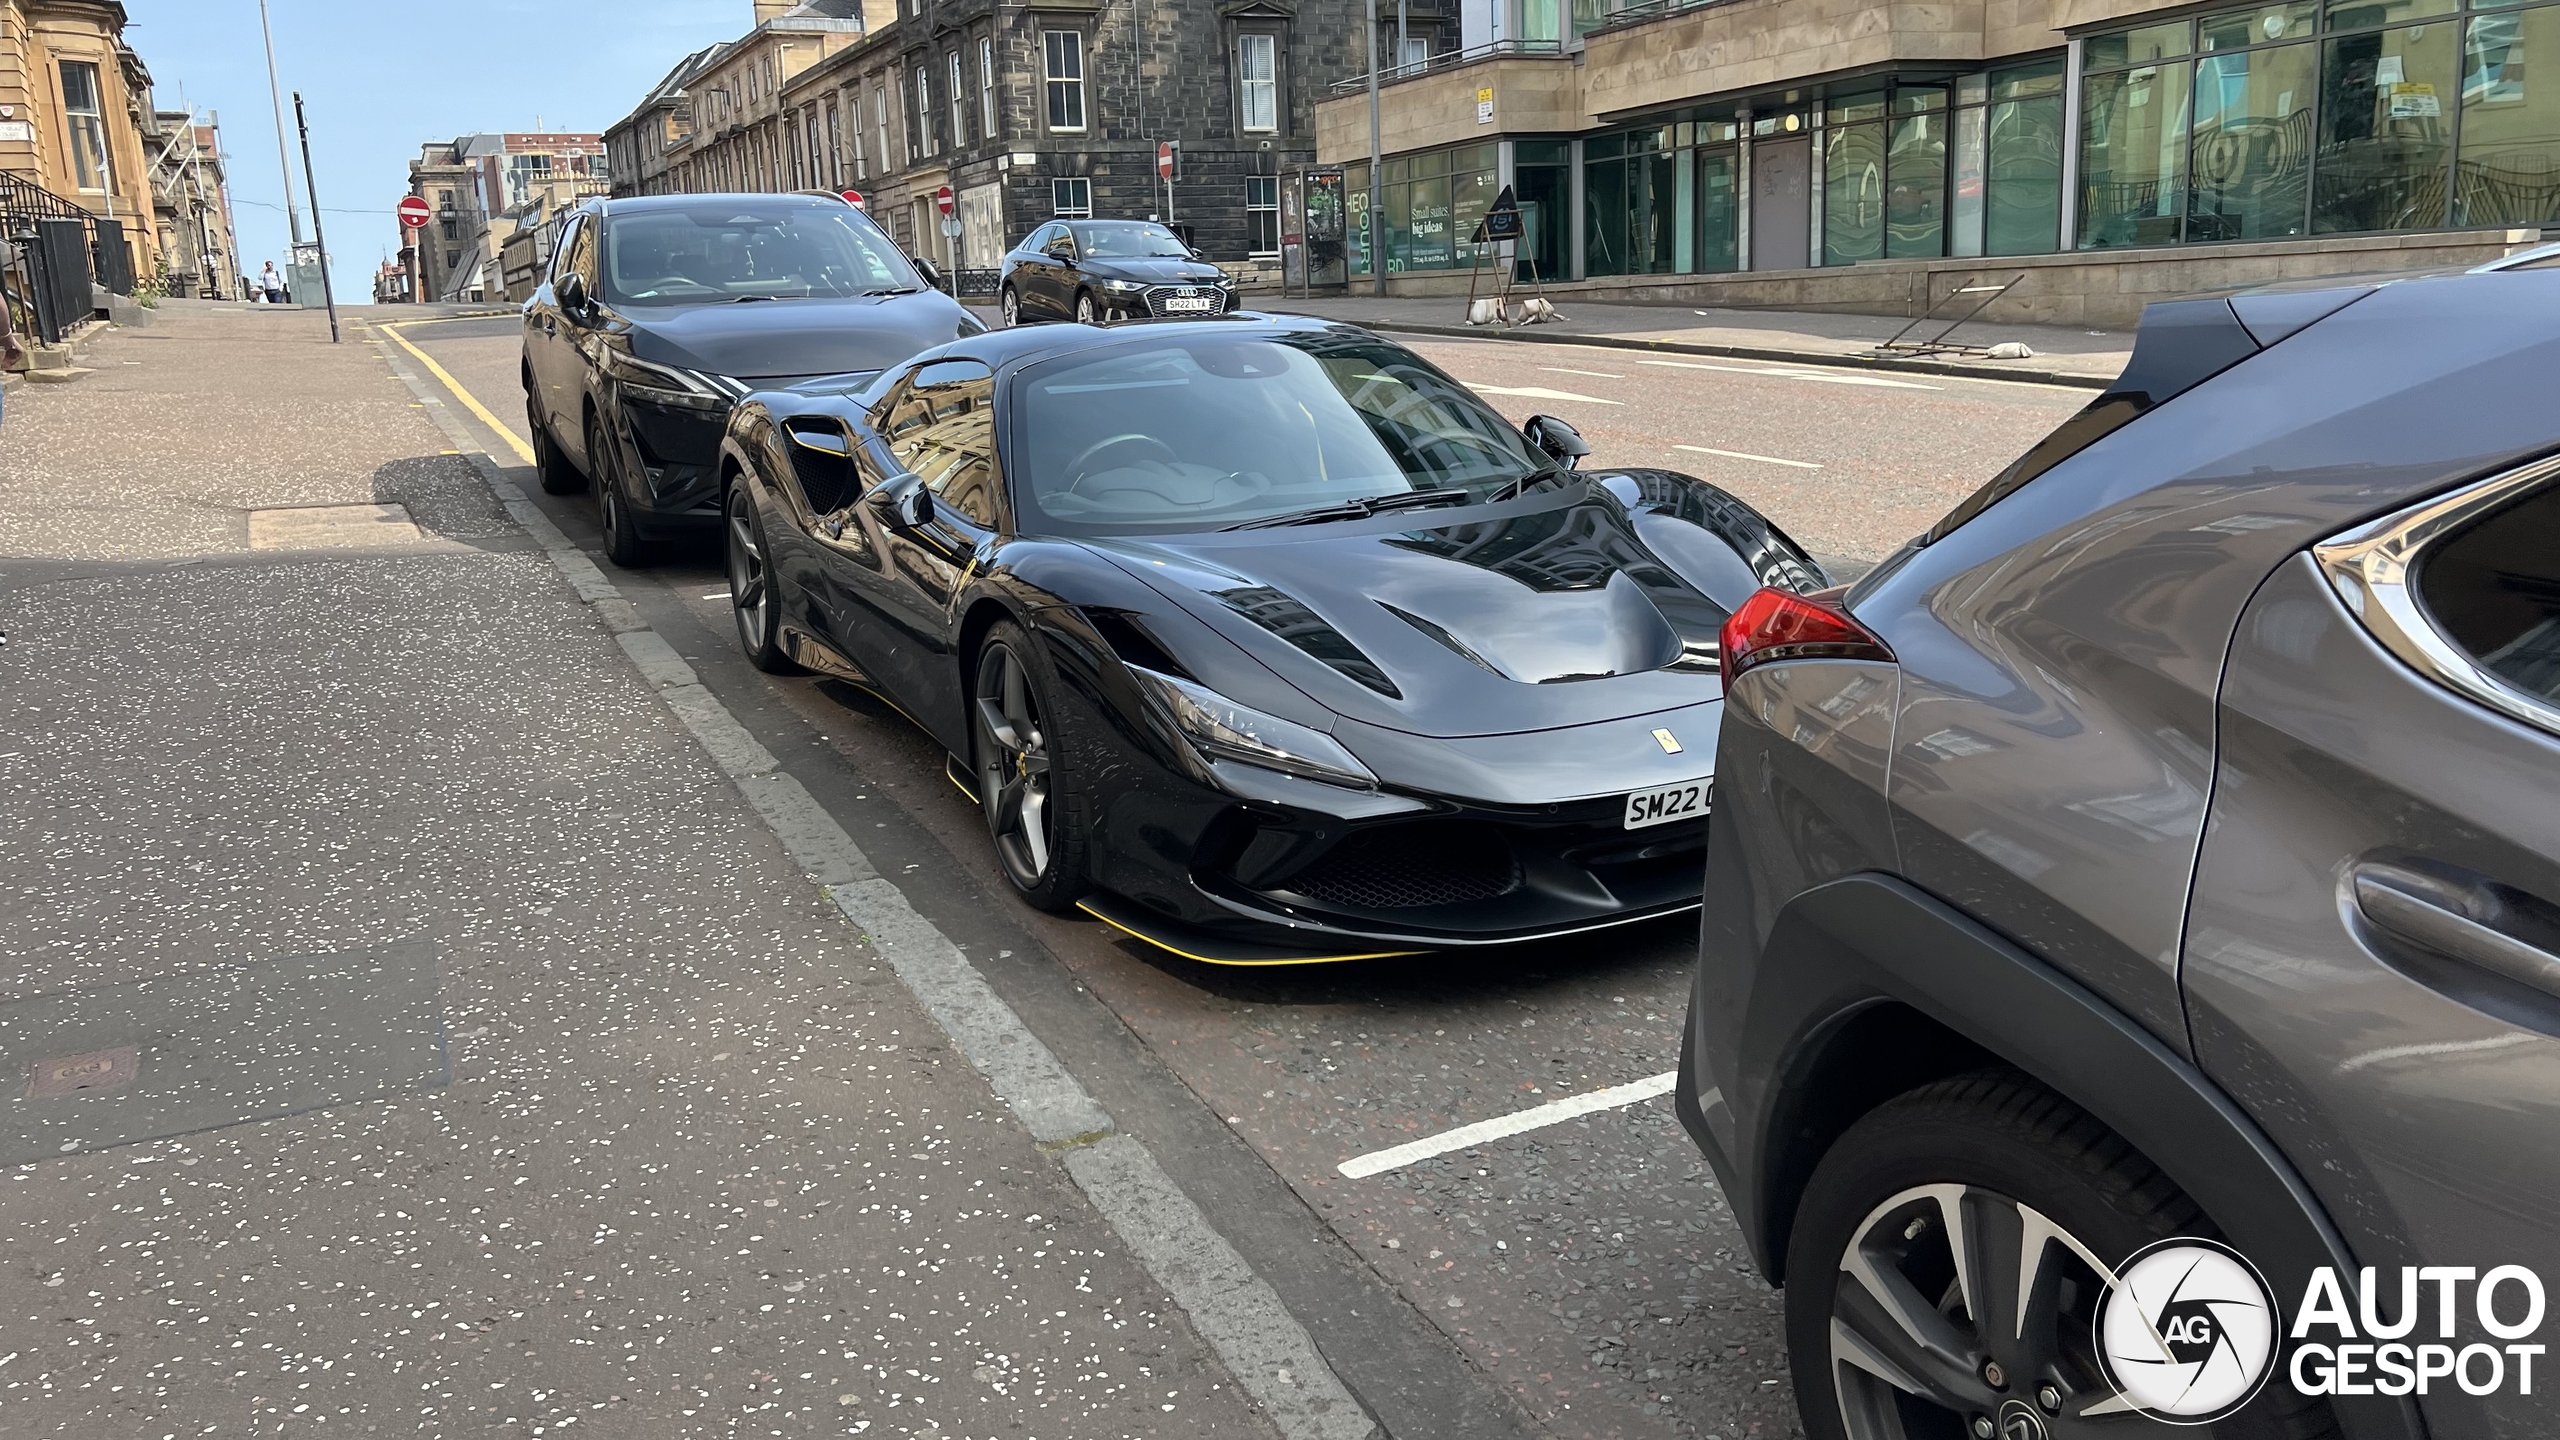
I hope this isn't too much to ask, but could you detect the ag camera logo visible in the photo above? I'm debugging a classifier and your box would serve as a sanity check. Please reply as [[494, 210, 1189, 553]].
[[2094, 1238, 2280, 1423]]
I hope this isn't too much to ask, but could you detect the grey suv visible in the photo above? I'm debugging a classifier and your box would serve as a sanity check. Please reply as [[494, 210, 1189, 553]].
[[1680, 253, 2560, 1440]]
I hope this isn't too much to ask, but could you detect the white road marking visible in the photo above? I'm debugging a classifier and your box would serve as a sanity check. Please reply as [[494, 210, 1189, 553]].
[[1337, 1071, 1679, 1179], [1538, 366, 1624, 379], [382, 333, 1378, 1440], [1637, 357, 1941, 390], [1466, 382, 1622, 405], [1675, 444, 1823, 470], [702, 589, 733, 600]]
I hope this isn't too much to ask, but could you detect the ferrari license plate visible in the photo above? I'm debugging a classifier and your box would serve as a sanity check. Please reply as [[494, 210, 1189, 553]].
[[1163, 294, 1214, 313], [1623, 780, 1709, 830]]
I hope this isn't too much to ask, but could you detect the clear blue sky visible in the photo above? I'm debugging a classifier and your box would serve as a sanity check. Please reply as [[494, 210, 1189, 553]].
[[126, 0, 742, 300]]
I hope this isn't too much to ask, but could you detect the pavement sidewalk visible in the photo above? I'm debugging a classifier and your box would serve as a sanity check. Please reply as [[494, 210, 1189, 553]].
[[1237, 290, 2133, 388], [0, 310, 1319, 1437]]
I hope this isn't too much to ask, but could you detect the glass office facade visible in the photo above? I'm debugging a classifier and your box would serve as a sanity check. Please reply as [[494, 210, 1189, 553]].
[[1347, 143, 1501, 276], [2080, 0, 2560, 244]]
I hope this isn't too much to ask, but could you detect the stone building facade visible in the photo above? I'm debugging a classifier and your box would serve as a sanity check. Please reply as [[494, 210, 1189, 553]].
[[0, 0, 172, 291], [607, 0, 1371, 269], [404, 132, 605, 303]]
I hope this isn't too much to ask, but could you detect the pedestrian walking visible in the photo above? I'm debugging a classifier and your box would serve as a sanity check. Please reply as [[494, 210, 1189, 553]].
[[260, 261, 286, 305]]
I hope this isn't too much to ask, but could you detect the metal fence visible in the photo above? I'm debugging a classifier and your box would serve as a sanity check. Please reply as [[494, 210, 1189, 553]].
[[1326, 39, 1563, 98]]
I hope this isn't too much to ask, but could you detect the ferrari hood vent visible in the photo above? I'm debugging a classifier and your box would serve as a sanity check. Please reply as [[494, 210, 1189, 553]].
[[1381, 571, 1684, 684]]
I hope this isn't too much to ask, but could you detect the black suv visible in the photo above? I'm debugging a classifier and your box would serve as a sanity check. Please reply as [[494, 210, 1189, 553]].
[[522, 193, 978, 563], [1682, 256, 2560, 1440]]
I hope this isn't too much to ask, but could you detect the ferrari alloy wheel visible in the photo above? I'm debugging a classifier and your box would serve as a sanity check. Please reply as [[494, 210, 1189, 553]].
[[971, 623, 1089, 911], [727, 487, 801, 675], [590, 410, 652, 568], [530, 396, 583, 495], [1786, 1073, 2336, 1440], [1074, 290, 1099, 325], [1000, 285, 1021, 327]]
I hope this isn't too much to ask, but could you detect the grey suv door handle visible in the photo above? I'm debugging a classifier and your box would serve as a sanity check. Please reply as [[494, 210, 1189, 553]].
[[2354, 869, 2560, 1000]]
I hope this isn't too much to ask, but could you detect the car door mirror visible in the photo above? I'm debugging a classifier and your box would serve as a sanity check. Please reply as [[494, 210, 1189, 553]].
[[909, 253, 944, 289], [1523, 414, 1590, 470], [556, 270, 588, 313], [866, 471, 935, 531]]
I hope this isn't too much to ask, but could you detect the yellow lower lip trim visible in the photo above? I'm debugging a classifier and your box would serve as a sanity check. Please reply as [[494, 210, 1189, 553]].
[[1074, 902, 1426, 966]]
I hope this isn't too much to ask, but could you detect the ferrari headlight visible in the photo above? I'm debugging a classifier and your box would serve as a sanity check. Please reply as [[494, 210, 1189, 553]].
[[1129, 667, 1377, 791]]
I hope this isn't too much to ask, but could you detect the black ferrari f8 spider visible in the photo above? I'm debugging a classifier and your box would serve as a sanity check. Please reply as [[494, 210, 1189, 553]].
[[716, 315, 1825, 962]]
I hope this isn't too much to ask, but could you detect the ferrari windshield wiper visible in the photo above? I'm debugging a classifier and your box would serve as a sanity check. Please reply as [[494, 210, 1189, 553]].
[[1221, 488, 1475, 531]]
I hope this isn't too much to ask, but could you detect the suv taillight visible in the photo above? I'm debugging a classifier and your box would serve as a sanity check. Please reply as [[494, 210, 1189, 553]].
[[1719, 586, 1894, 696]]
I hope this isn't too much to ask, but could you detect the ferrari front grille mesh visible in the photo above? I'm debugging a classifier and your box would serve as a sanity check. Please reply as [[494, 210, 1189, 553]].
[[1285, 824, 1522, 910]]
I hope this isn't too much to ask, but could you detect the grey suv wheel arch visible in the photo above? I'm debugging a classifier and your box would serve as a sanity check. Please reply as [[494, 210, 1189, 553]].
[[1678, 873, 2424, 1440]]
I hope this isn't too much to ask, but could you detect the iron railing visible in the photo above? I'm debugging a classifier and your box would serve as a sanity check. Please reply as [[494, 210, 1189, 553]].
[[1326, 38, 1563, 97], [1584, 0, 1739, 37]]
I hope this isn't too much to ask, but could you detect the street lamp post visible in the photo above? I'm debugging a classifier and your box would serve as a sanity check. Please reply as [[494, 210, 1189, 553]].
[[293, 93, 340, 344], [1367, 0, 1383, 297], [257, 0, 304, 249]]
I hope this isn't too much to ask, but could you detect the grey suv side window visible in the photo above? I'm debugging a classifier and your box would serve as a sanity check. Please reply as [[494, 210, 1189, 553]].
[[551, 217, 585, 283], [2417, 481, 2560, 705]]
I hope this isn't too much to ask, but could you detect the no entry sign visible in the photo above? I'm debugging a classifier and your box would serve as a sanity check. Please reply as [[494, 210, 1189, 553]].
[[396, 195, 432, 230], [1156, 141, 1178, 180], [935, 185, 955, 216]]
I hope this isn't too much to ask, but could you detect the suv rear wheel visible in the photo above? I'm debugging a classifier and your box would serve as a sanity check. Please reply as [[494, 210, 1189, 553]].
[[1786, 1072, 2336, 1440]]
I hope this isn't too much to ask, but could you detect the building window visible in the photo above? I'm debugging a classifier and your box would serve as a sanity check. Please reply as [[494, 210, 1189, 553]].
[[914, 66, 934, 159], [981, 38, 998, 141], [1246, 174, 1280, 255], [2073, 0, 2543, 249], [826, 101, 844, 187], [1052, 176, 1092, 216], [950, 52, 968, 148], [1346, 142, 1499, 277], [60, 60, 109, 191], [876, 84, 892, 175], [1043, 30, 1087, 133], [1238, 34, 1279, 132]]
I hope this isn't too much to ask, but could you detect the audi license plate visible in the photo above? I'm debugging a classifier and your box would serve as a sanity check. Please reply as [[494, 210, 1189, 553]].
[[1163, 293, 1214, 313], [1623, 780, 1709, 830]]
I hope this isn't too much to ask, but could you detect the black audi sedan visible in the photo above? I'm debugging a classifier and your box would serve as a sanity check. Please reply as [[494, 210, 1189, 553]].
[[521, 192, 980, 565], [998, 219, 1233, 327], [715, 315, 1828, 963]]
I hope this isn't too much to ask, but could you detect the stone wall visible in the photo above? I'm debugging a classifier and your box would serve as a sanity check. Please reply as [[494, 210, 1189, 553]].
[[1356, 228, 2547, 326]]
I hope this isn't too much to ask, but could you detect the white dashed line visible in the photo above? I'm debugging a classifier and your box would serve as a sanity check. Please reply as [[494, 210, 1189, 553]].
[[1674, 444, 1823, 470], [1336, 1071, 1679, 1178], [1538, 366, 1624, 379], [1465, 383, 1622, 405], [1636, 357, 1942, 390]]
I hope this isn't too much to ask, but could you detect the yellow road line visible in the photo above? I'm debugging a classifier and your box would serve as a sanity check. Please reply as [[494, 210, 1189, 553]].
[[379, 321, 536, 466]]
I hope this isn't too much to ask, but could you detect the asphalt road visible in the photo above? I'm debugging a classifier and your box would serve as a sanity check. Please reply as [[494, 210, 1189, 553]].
[[391, 314, 2090, 1440]]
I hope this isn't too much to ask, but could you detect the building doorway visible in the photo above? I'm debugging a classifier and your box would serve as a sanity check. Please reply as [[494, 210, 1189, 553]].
[[1750, 137, 1810, 270]]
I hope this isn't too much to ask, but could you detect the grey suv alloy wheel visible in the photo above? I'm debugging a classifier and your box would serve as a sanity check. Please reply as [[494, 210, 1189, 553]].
[[529, 394, 584, 495], [1786, 1073, 2335, 1440], [589, 411, 651, 568]]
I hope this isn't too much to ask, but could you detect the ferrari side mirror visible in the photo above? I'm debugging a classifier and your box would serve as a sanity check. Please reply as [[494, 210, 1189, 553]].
[[867, 471, 935, 530], [1524, 414, 1590, 470]]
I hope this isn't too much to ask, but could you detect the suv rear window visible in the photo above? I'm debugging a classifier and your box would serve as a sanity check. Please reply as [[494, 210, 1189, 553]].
[[2418, 479, 2560, 705]]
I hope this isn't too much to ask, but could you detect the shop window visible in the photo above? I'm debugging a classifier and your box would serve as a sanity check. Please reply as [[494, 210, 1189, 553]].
[[2458, 6, 2560, 225], [2187, 38, 2317, 239], [2079, 61, 2194, 244], [2313, 20, 2457, 230], [1824, 99, 1888, 265], [1985, 60, 2067, 253], [60, 60, 109, 191], [1887, 89, 1950, 257], [1044, 30, 1087, 133]]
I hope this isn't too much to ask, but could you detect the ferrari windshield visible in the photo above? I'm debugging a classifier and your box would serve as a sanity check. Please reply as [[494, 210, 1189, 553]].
[[602, 202, 919, 304], [1013, 332, 1553, 535], [1069, 222, 1193, 258]]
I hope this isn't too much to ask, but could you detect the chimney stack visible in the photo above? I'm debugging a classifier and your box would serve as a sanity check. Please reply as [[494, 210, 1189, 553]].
[[754, 0, 796, 21]]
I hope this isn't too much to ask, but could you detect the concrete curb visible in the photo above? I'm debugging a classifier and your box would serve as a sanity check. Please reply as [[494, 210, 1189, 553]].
[[1268, 310, 2118, 389]]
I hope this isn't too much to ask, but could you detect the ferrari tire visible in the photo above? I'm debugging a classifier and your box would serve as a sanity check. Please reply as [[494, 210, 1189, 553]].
[[590, 410, 654, 569], [1785, 1071, 2337, 1440], [970, 620, 1092, 912], [726, 485, 802, 675], [530, 396, 584, 495]]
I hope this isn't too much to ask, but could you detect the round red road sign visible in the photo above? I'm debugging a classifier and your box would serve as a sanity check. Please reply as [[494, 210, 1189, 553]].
[[935, 185, 955, 216], [840, 189, 865, 209], [1156, 141, 1176, 179], [396, 195, 432, 230]]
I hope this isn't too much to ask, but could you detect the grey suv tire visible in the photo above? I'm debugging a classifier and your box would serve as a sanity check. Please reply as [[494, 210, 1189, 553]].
[[1785, 1071, 2337, 1440]]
